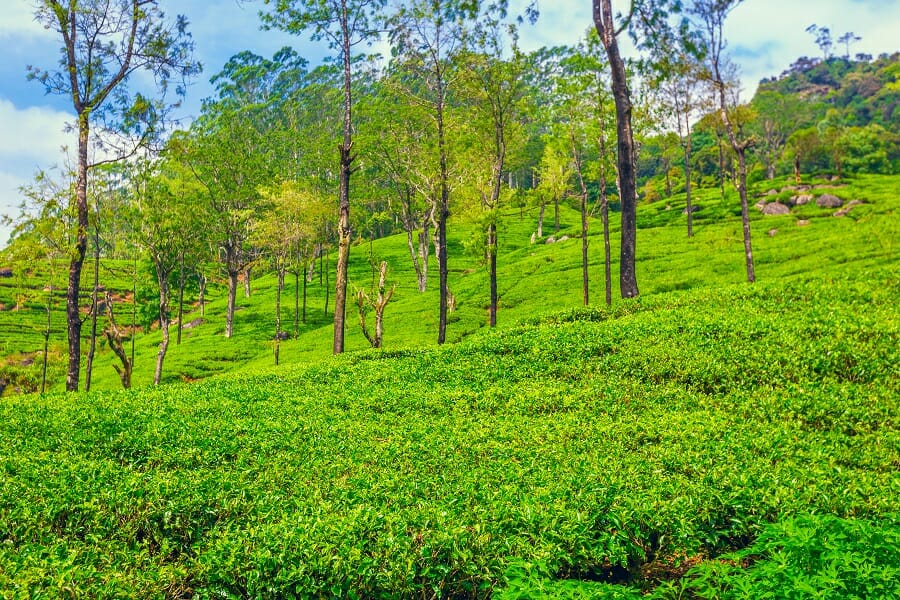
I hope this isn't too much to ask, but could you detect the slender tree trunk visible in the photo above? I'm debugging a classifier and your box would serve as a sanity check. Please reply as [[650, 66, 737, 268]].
[[406, 225, 420, 288], [488, 222, 498, 327], [581, 195, 592, 302], [85, 239, 100, 391], [538, 202, 545, 238], [324, 248, 330, 318], [717, 130, 726, 200], [41, 281, 52, 394], [225, 268, 238, 338], [714, 75, 756, 283], [357, 261, 394, 349], [570, 130, 591, 306], [66, 114, 90, 391], [154, 265, 170, 386], [598, 132, 612, 307], [275, 265, 284, 366], [177, 251, 185, 345], [735, 149, 755, 282], [373, 262, 393, 348], [418, 216, 430, 292], [684, 131, 694, 238], [333, 0, 354, 354], [302, 265, 308, 325], [276, 266, 284, 337], [594, 0, 639, 298], [293, 268, 300, 335], [131, 260, 137, 368], [243, 267, 252, 298], [103, 291, 131, 389], [401, 189, 428, 293], [554, 195, 560, 234], [436, 76, 450, 345], [198, 271, 206, 317], [794, 154, 801, 183]]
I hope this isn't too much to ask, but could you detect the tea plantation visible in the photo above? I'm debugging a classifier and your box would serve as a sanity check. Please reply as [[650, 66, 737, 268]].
[[1, 266, 898, 597], [0, 175, 898, 597]]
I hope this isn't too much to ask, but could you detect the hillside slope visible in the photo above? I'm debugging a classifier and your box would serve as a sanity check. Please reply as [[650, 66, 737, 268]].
[[3, 173, 896, 394], [0, 260, 897, 597]]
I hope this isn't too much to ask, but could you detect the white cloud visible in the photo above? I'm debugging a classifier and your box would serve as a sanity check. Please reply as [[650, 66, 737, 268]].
[[0, 1, 54, 40], [0, 98, 71, 163], [0, 98, 72, 247], [0, 170, 28, 246]]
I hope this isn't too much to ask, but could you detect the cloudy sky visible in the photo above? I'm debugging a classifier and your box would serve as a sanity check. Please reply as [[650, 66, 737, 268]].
[[1, 0, 898, 245]]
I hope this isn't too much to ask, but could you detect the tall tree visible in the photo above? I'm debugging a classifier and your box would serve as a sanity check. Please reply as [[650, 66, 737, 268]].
[[463, 16, 529, 327], [650, 39, 703, 236], [132, 158, 196, 385], [261, 0, 387, 354], [555, 36, 616, 306], [692, 0, 756, 283], [28, 0, 198, 391], [362, 72, 435, 293], [389, 0, 477, 343], [592, 0, 683, 297], [592, 0, 639, 298]]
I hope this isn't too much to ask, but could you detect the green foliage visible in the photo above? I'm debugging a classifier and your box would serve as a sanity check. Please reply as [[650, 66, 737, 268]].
[[665, 514, 900, 599], [1, 262, 898, 596]]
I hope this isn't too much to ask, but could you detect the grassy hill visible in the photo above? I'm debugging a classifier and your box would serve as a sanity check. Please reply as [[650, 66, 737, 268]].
[[0, 174, 898, 597], [3, 173, 896, 392]]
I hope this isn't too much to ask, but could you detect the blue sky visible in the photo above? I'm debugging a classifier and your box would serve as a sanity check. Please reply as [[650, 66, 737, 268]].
[[1, 0, 899, 245]]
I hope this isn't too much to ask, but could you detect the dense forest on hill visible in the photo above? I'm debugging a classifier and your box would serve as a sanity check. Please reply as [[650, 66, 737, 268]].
[[638, 51, 899, 196]]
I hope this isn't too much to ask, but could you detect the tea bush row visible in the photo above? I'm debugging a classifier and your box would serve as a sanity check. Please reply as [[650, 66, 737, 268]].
[[1, 268, 897, 597]]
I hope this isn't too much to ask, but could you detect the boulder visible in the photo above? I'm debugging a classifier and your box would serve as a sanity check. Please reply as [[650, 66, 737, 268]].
[[545, 236, 556, 244], [762, 202, 790, 215], [766, 189, 778, 196], [754, 200, 768, 211], [0, 267, 12, 278], [791, 194, 814, 206], [767, 229, 778, 237], [797, 219, 811, 227], [816, 193, 843, 208], [182, 317, 204, 330], [557, 235, 570, 242], [682, 205, 700, 215], [834, 200, 863, 217]]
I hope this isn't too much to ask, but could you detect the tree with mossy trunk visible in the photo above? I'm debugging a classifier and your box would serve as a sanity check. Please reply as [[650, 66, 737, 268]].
[[261, 0, 386, 354], [28, 0, 198, 391]]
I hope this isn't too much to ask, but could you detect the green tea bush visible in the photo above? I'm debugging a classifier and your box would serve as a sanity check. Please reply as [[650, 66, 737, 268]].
[[1, 266, 897, 598]]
